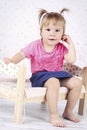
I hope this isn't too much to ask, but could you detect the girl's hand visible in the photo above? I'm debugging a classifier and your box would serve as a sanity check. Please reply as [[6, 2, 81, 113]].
[[61, 34, 73, 44], [3, 57, 11, 64]]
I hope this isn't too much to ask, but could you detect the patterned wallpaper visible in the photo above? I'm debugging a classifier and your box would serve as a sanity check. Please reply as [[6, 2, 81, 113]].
[[0, 0, 87, 68]]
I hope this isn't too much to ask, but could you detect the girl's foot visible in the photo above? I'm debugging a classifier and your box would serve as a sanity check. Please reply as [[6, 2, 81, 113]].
[[49, 114, 66, 127], [63, 112, 80, 123]]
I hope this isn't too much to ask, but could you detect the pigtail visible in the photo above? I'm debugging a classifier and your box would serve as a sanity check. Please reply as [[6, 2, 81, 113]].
[[60, 8, 69, 14], [38, 9, 47, 23]]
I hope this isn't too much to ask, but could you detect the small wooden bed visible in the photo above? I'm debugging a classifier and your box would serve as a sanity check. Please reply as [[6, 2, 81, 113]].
[[0, 60, 87, 123]]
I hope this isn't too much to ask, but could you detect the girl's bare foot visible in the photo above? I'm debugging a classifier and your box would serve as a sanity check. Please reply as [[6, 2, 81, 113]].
[[49, 114, 66, 127], [63, 112, 80, 123]]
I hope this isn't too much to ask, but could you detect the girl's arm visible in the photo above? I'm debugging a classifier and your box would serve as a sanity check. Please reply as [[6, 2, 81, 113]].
[[3, 51, 25, 64], [62, 34, 76, 63]]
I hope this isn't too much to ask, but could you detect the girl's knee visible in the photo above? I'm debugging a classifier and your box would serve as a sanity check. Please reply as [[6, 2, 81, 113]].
[[74, 78, 82, 90], [44, 77, 60, 90], [66, 77, 82, 90]]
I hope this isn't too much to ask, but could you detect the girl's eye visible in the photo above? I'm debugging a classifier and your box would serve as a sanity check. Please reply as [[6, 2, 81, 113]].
[[46, 29, 50, 31], [55, 29, 60, 32]]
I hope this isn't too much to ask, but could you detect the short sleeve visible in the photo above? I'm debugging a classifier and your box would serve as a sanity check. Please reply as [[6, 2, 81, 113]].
[[21, 41, 35, 59]]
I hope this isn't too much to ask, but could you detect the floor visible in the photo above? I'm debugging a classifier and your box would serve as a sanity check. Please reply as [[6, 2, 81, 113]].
[[0, 99, 87, 130]]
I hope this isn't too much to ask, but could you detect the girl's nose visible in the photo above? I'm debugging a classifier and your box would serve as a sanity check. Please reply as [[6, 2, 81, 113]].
[[50, 30, 55, 36]]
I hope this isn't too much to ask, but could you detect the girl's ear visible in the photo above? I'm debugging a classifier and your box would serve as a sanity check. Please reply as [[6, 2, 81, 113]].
[[61, 34, 67, 42]]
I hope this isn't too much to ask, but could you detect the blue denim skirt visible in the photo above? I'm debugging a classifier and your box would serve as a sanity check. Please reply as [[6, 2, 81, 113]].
[[30, 71, 72, 87]]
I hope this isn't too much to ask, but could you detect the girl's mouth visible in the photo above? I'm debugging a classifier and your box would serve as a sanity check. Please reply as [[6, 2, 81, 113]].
[[48, 39, 55, 41]]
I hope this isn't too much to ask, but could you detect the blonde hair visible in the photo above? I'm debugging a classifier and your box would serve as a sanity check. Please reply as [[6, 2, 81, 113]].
[[38, 8, 69, 33]]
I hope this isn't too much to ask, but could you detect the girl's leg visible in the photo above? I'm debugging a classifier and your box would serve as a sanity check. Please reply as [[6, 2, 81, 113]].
[[60, 77, 82, 122], [44, 77, 66, 127]]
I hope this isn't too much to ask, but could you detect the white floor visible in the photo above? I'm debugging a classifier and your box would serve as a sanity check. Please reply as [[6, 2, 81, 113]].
[[0, 99, 87, 130]]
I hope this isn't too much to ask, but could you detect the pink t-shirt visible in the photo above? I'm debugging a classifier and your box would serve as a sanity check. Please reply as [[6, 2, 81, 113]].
[[22, 39, 68, 73]]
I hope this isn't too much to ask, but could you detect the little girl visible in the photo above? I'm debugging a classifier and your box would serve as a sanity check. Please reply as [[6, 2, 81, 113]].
[[3, 8, 82, 127]]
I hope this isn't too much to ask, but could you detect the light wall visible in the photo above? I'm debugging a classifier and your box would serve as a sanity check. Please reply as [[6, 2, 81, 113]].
[[0, 0, 87, 68]]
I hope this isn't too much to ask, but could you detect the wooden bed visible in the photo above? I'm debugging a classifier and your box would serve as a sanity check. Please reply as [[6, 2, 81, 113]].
[[0, 60, 87, 123]]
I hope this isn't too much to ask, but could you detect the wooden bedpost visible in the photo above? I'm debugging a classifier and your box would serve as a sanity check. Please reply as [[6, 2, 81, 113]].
[[78, 67, 87, 115], [14, 64, 26, 123]]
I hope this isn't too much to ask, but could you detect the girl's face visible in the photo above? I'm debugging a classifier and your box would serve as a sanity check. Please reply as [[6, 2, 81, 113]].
[[41, 21, 64, 47]]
